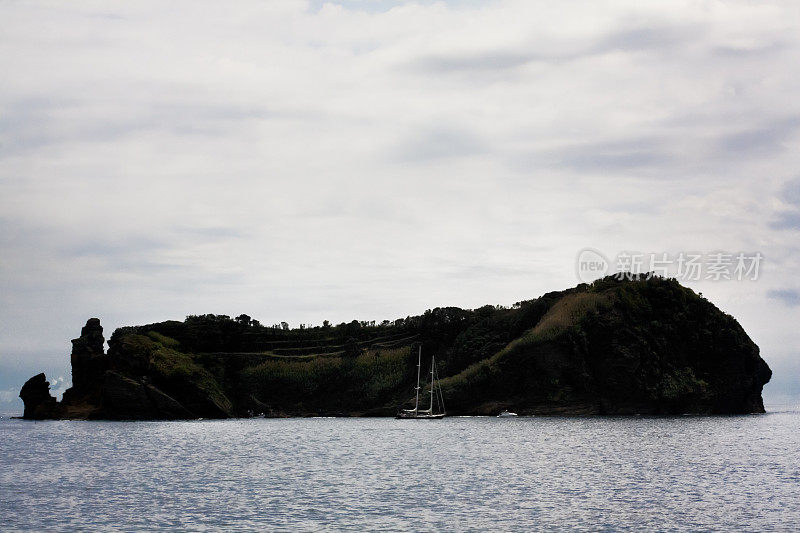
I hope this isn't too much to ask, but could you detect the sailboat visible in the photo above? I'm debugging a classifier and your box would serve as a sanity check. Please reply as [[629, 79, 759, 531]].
[[396, 345, 446, 419]]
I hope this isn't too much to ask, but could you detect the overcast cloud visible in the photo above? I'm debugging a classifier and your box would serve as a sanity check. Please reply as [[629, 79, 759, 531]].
[[1, 0, 799, 410]]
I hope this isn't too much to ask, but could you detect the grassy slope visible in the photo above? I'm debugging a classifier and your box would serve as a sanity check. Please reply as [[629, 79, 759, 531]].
[[111, 332, 234, 416], [437, 291, 613, 413]]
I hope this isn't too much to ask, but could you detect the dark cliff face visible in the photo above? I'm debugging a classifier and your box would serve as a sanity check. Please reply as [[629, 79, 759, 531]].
[[438, 279, 772, 415], [578, 282, 772, 414], [20, 318, 234, 420], [59, 317, 107, 417], [19, 277, 772, 419], [68, 317, 106, 390]]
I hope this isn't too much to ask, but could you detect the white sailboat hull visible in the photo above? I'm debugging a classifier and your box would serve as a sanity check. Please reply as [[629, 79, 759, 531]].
[[395, 412, 445, 419]]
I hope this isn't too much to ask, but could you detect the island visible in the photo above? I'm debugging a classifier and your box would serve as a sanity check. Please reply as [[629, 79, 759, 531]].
[[19, 275, 772, 419]]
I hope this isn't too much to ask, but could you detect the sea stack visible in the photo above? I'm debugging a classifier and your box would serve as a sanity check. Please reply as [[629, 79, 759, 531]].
[[19, 373, 61, 420]]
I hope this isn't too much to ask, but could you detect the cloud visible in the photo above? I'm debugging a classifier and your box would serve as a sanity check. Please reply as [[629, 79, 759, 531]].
[[767, 289, 800, 307], [1, 0, 800, 397], [782, 178, 800, 206], [543, 137, 672, 173], [713, 41, 788, 58], [0, 388, 18, 403], [771, 178, 800, 230], [771, 212, 800, 231], [391, 127, 487, 162], [415, 50, 543, 74], [412, 21, 699, 74], [62, 236, 169, 259], [592, 24, 698, 54], [49, 376, 71, 400], [716, 118, 800, 156]]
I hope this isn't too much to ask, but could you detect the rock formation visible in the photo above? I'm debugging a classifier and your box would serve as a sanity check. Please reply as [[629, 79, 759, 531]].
[[69, 317, 106, 389], [18, 373, 61, 419], [59, 317, 107, 414], [20, 318, 234, 420]]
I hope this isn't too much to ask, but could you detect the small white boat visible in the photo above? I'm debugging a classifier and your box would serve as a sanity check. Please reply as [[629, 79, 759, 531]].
[[497, 410, 518, 417]]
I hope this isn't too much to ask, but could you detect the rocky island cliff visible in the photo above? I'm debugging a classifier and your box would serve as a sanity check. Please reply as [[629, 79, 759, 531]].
[[20, 276, 772, 419]]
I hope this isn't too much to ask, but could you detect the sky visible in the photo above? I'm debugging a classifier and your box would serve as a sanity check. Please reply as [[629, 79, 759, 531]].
[[1, 0, 799, 413]]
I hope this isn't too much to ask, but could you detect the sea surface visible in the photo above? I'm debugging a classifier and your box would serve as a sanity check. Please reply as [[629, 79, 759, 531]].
[[2, 407, 799, 532]]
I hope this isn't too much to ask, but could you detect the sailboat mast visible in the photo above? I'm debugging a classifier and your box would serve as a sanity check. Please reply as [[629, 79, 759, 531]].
[[434, 362, 445, 415], [414, 345, 421, 413], [430, 355, 435, 413]]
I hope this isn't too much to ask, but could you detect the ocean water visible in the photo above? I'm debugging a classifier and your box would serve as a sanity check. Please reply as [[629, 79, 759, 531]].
[[1, 409, 799, 532]]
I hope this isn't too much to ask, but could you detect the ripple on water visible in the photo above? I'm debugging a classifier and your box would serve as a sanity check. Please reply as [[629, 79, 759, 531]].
[[1, 412, 799, 531]]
